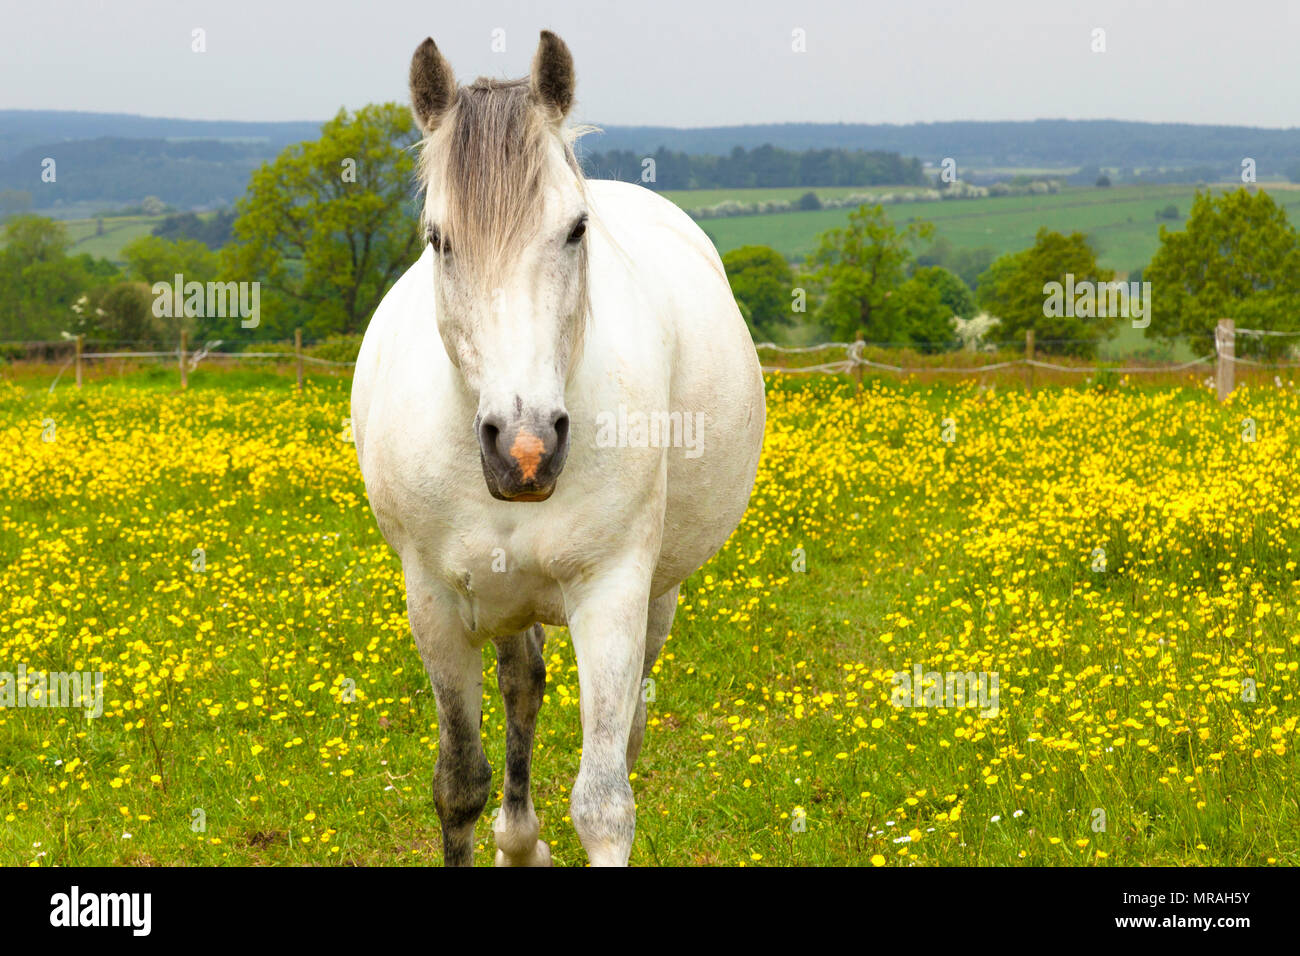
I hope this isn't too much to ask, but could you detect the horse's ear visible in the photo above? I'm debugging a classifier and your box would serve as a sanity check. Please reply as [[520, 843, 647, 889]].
[[530, 30, 574, 121], [410, 37, 457, 134]]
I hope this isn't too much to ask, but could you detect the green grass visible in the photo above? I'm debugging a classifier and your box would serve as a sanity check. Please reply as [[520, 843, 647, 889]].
[[62, 215, 170, 262], [0, 214, 191, 264], [657, 184, 915, 209], [1, 366, 1297, 866], [691, 183, 1300, 274]]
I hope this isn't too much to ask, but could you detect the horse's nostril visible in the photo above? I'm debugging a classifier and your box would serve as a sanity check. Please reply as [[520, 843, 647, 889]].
[[480, 418, 503, 457], [553, 413, 569, 450]]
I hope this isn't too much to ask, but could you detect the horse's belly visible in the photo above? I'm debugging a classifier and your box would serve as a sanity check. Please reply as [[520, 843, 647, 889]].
[[652, 364, 766, 595]]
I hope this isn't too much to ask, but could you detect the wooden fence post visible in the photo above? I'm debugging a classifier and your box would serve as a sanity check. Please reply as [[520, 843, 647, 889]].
[[853, 332, 864, 395], [75, 334, 83, 388], [1025, 329, 1035, 394], [179, 329, 188, 390], [1216, 318, 1234, 402], [295, 328, 304, 393]]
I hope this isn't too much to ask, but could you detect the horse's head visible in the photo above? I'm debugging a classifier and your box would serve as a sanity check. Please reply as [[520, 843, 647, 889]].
[[410, 31, 587, 503]]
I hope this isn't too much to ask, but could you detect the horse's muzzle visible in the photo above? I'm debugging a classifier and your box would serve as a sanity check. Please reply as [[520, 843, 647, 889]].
[[477, 410, 570, 502]]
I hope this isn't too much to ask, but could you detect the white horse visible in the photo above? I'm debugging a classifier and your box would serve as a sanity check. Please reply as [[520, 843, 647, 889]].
[[351, 31, 765, 866]]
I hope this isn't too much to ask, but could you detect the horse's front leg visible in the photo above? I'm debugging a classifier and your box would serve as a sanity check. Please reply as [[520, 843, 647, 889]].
[[406, 574, 492, 867], [565, 564, 652, 866], [627, 583, 678, 772], [491, 624, 551, 866]]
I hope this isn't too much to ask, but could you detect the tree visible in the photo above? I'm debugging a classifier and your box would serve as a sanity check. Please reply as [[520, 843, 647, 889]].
[[886, 274, 955, 351], [152, 210, 236, 249], [722, 245, 795, 339], [122, 235, 220, 286], [797, 191, 822, 211], [74, 252, 121, 284], [96, 283, 159, 346], [976, 228, 1115, 356], [911, 265, 976, 320], [0, 215, 91, 340], [915, 237, 996, 290], [804, 204, 934, 341], [223, 103, 423, 339], [1143, 188, 1300, 353], [119, 235, 222, 342], [1070, 164, 1101, 186]]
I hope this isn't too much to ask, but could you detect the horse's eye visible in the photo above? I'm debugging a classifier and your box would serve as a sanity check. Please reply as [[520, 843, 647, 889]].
[[428, 226, 449, 255], [567, 217, 587, 244]]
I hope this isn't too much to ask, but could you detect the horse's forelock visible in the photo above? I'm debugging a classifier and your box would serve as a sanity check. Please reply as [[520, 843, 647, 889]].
[[418, 76, 588, 290]]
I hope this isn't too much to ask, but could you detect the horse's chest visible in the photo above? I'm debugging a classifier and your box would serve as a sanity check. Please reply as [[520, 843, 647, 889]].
[[363, 449, 571, 636], [440, 556, 569, 637]]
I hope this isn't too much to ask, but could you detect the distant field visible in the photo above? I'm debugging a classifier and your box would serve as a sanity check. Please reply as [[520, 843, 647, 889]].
[[967, 166, 1078, 177], [688, 183, 1300, 274], [0, 214, 168, 263], [656, 184, 917, 209], [0, 213, 192, 263], [63, 215, 170, 262]]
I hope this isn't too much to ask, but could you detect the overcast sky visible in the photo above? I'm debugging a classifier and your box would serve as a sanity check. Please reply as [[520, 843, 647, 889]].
[[3, 0, 1299, 128]]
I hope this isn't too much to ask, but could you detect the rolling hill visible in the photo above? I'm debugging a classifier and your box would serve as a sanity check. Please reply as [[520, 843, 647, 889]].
[[4, 111, 1300, 216]]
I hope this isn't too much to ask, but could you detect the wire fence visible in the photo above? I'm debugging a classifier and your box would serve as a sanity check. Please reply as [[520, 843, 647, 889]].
[[754, 342, 1222, 376], [8, 330, 358, 395], [756, 321, 1300, 400], [10, 321, 1300, 401]]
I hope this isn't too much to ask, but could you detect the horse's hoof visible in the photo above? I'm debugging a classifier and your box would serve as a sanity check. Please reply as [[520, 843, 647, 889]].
[[494, 839, 552, 867]]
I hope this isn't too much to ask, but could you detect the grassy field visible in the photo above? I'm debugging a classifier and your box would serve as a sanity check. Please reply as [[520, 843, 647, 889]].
[[1, 365, 1296, 866], [0, 214, 177, 264], [690, 183, 1300, 274], [61, 215, 168, 262], [658, 184, 915, 209]]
